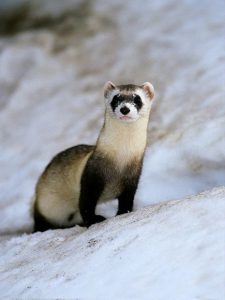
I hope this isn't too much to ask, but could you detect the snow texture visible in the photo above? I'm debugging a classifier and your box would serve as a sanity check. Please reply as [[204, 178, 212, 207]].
[[0, 0, 225, 298], [0, 188, 225, 299]]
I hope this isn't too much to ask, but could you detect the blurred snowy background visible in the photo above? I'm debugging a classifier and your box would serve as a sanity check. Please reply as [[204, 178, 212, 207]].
[[0, 0, 224, 233], [0, 0, 224, 299]]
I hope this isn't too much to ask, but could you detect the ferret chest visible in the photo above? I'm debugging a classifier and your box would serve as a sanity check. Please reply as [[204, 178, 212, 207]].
[[99, 179, 122, 202], [98, 123, 147, 168], [96, 154, 140, 203]]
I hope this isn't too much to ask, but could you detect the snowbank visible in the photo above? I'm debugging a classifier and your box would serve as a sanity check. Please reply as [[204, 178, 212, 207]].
[[0, 187, 224, 299]]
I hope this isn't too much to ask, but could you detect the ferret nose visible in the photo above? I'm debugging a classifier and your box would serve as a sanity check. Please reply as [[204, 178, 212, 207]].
[[120, 106, 130, 115]]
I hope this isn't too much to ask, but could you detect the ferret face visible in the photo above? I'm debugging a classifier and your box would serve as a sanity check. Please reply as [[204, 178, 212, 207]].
[[104, 82, 155, 123]]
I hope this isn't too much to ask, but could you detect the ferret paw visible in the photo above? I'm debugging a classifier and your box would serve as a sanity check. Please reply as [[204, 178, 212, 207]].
[[85, 215, 106, 227], [94, 215, 106, 223]]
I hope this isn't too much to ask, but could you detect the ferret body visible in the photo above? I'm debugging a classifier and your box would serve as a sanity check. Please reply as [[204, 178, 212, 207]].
[[34, 81, 154, 231]]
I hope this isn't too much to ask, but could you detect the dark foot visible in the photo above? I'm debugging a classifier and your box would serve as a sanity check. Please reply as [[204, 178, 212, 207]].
[[33, 212, 57, 232], [85, 215, 106, 228], [116, 210, 131, 216]]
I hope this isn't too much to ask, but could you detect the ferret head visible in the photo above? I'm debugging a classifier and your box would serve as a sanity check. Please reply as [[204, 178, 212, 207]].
[[104, 81, 155, 123]]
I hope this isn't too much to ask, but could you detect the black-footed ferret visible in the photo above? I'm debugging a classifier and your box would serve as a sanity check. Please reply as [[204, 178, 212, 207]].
[[33, 81, 155, 231]]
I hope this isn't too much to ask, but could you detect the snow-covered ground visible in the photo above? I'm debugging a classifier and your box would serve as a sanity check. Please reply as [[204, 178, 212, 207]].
[[0, 0, 224, 298], [0, 187, 225, 299]]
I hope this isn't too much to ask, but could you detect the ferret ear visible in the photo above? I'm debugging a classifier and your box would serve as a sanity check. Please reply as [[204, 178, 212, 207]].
[[104, 81, 116, 98], [142, 82, 155, 100]]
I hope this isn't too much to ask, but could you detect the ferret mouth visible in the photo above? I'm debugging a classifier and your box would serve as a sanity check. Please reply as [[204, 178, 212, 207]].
[[119, 115, 137, 122], [119, 115, 132, 120]]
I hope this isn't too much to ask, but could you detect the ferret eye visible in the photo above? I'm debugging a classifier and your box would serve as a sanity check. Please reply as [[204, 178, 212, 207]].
[[133, 95, 142, 108], [111, 94, 120, 104], [111, 94, 121, 111]]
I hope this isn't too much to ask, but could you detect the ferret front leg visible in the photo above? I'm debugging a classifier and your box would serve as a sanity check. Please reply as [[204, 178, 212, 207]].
[[117, 183, 137, 215], [79, 167, 106, 227]]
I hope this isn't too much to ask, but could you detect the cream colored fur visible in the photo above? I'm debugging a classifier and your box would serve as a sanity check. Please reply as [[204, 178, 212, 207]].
[[36, 151, 93, 226], [97, 114, 149, 169]]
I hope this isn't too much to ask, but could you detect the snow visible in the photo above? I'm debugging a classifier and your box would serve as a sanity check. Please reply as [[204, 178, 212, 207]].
[[0, 187, 225, 299], [0, 0, 225, 298]]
